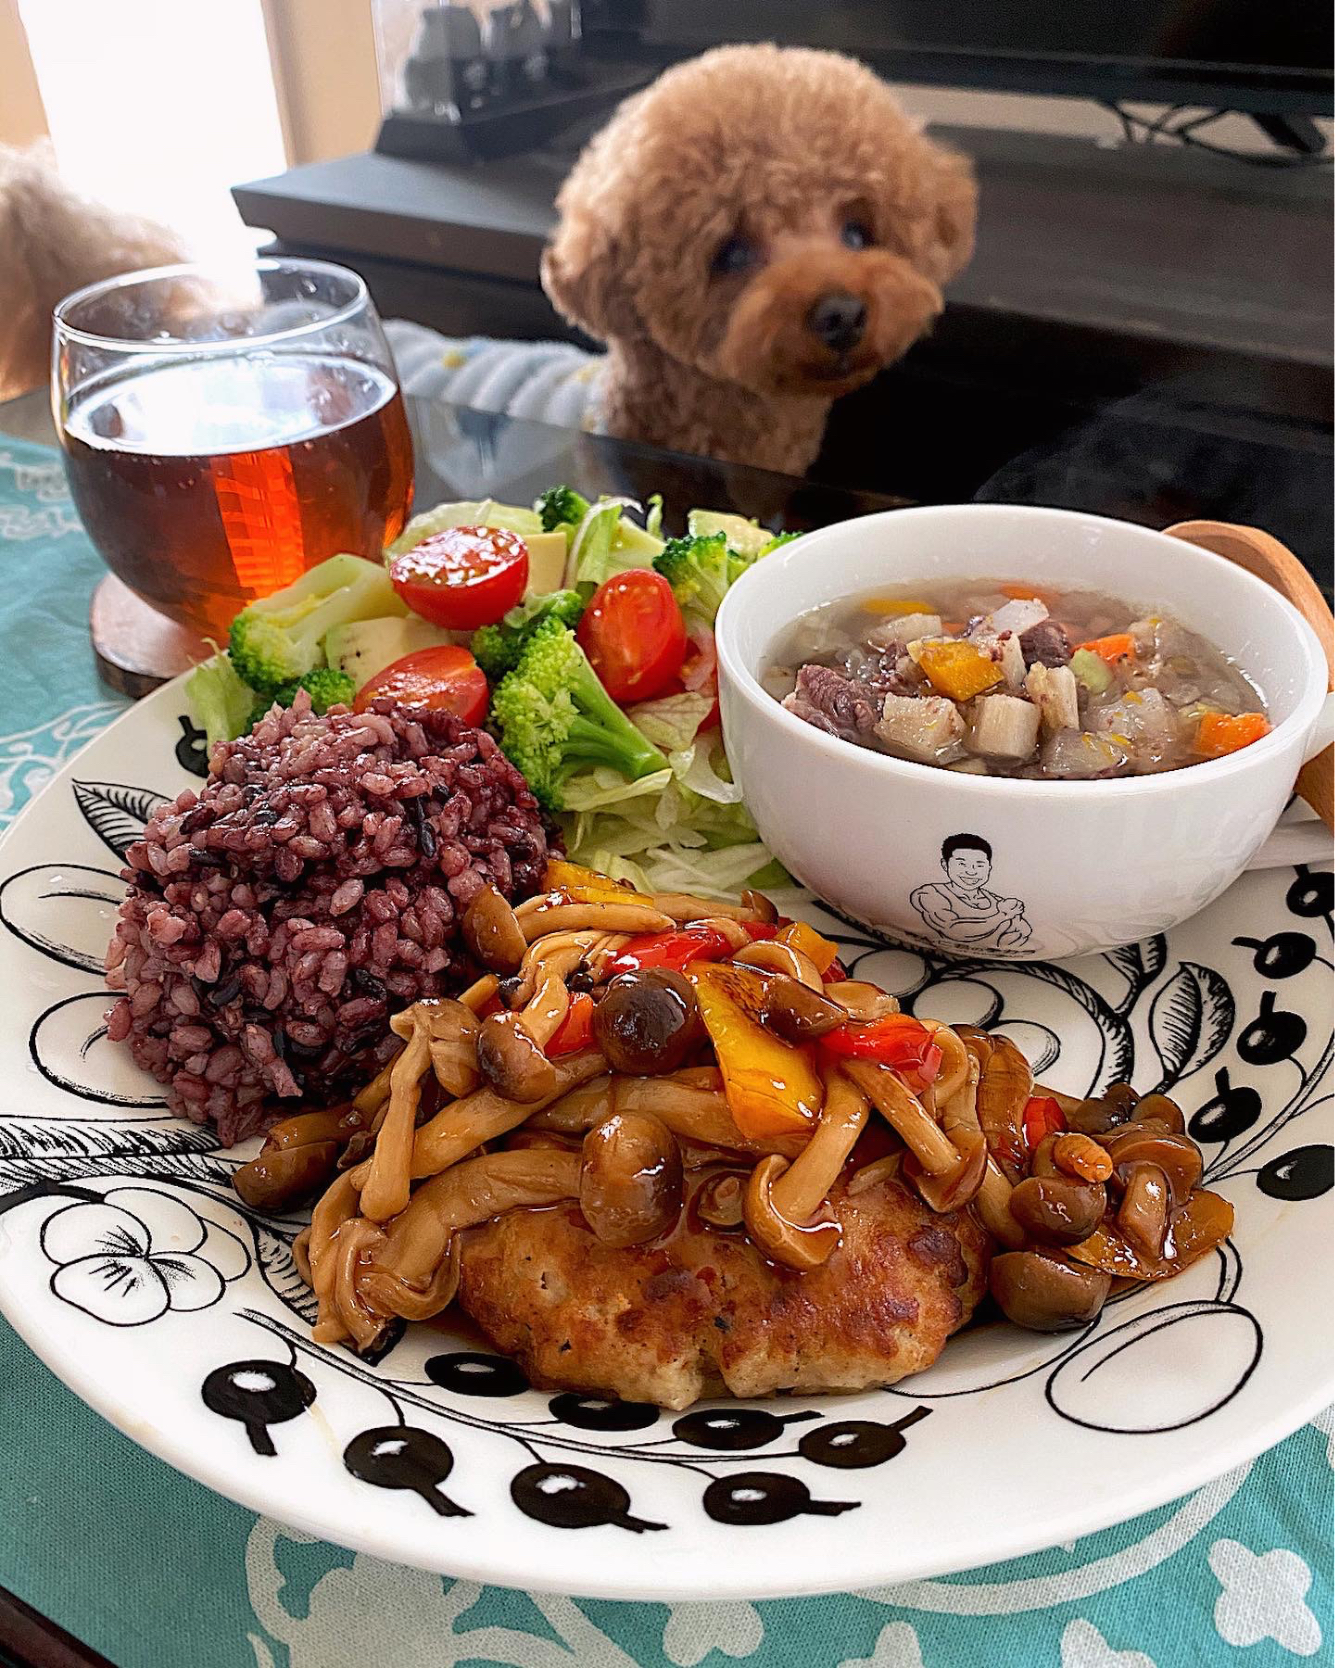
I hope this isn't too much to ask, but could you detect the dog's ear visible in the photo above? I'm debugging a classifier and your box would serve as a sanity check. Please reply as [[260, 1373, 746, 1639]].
[[542, 202, 646, 345], [912, 146, 977, 287], [541, 115, 645, 344]]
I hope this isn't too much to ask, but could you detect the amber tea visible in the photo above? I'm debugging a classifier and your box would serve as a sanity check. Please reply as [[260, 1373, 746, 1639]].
[[63, 352, 414, 640]]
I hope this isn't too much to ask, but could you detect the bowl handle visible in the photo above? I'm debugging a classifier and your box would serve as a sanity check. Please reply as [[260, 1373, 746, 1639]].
[[1165, 519, 1334, 833]]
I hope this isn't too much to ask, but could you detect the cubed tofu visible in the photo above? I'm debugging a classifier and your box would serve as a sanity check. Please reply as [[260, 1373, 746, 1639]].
[[874, 693, 966, 763], [1024, 661, 1080, 735], [967, 692, 1040, 761]]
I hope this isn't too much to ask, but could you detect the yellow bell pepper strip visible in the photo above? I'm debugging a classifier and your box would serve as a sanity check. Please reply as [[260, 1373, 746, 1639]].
[[691, 964, 823, 1139], [1194, 711, 1271, 759], [1076, 632, 1136, 666], [541, 857, 635, 904], [774, 919, 841, 975], [913, 639, 1004, 701]]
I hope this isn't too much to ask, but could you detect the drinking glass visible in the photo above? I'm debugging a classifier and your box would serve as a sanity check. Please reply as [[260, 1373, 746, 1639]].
[[53, 258, 414, 642]]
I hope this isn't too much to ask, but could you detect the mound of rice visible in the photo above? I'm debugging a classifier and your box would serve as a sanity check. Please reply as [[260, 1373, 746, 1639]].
[[105, 694, 552, 1145]]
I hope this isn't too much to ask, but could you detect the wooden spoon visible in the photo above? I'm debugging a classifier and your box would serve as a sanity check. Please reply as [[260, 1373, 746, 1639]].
[[1165, 519, 1334, 832]]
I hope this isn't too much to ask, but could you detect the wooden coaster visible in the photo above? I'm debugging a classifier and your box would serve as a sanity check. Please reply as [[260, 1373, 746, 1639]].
[[90, 574, 211, 701]]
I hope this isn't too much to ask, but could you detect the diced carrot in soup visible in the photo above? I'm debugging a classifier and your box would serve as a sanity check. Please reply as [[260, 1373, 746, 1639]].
[[1195, 711, 1271, 758], [1077, 633, 1136, 665]]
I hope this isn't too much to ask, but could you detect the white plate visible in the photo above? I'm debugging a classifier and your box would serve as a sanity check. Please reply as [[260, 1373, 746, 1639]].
[[0, 680, 1329, 1600]]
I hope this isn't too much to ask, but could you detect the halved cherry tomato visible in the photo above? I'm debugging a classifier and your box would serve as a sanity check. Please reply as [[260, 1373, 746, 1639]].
[[389, 526, 529, 629], [577, 570, 687, 704], [353, 645, 489, 725], [546, 992, 595, 1057], [1022, 1094, 1066, 1151]]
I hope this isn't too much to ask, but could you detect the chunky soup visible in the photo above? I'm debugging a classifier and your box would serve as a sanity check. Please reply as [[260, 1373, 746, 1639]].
[[765, 582, 1269, 779]]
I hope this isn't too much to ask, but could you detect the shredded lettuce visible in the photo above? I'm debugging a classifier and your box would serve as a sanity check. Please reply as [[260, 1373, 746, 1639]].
[[624, 690, 715, 752], [557, 703, 780, 896], [387, 498, 542, 557], [563, 496, 666, 590]]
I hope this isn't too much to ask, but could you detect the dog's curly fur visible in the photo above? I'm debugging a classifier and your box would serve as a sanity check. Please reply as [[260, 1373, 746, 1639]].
[[0, 144, 185, 400], [543, 45, 977, 473]]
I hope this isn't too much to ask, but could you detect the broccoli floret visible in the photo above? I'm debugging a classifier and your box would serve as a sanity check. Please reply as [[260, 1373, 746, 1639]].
[[271, 668, 357, 714], [185, 653, 257, 752], [653, 532, 735, 623], [537, 485, 590, 534], [227, 554, 404, 694], [472, 590, 587, 681], [654, 527, 799, 624], [490, 619, 667, 811], [246, 668, 357, 732]]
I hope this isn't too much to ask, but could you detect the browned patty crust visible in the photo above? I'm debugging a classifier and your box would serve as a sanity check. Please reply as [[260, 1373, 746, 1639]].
[[457, 1171, 992, 1409]]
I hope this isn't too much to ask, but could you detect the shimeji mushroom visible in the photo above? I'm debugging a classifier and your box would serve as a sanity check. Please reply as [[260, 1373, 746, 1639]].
[[461, 883, 529, 973], [989, 1249, 1111, 1331], [744, 1155, 842, 1271], [372, 1148, 584, 1294], [579, 1110, 684, 1246], [1116, 1162, 1172, 1259], [842, 1060, 959, 1175], [1009, 1173, 1107, 1246], [733, 939, 822, 990], [518, 900, 674, 940]]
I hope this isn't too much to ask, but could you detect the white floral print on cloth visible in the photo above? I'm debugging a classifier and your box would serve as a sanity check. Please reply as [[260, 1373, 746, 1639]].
[[1209, 1540, 1323, 1656], [0, 431, 1330, 1668]]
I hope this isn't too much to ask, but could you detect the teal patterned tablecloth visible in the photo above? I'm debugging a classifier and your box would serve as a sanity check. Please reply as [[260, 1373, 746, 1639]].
[[0, 435, 1329, 1668]]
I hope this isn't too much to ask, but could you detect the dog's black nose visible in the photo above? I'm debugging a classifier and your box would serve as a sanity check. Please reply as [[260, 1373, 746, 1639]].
[[807, 292, 866, 354]]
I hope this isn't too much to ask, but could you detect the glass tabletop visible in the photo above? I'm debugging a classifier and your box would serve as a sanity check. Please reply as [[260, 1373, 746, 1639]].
[[408, 392, 1333, 593]]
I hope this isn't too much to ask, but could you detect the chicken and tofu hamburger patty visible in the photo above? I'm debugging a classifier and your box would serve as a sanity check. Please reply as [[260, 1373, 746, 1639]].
[[456, 1168, 991, 1409]]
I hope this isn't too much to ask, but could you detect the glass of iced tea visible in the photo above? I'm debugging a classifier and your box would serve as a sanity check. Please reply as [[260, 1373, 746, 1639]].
[[53, 257, 414, 642]]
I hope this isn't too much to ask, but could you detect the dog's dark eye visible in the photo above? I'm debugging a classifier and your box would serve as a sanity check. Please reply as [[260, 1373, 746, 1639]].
[[711, 235, 757, 276], [841, 220, 873, 251]]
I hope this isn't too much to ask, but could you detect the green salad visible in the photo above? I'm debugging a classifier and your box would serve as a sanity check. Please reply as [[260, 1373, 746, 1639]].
[[185, 488, 800, 895]]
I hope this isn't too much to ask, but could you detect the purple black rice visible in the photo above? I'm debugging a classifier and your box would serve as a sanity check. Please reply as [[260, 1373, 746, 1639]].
[[105, 694, 552, 1145]]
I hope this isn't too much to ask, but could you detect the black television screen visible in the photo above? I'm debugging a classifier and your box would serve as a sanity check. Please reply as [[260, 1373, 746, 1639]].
[[582, 0, 1334, 115]]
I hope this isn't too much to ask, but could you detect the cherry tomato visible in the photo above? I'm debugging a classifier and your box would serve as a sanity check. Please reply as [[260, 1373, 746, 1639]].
[[353, 645, 489, 725], [576, 570, 687, 704], [388, 526, 529, 629]]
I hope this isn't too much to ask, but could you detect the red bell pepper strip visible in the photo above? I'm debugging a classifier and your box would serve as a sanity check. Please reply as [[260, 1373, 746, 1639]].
[[821, 1014, 936, 1071], [1022, 1094, 1066, 1151], [546, 991, 595, 1057], [603, 922, 778, 978]]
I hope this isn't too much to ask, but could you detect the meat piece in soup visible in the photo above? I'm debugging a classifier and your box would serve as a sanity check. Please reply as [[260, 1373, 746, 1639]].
[[771, 583, 1269, 779]]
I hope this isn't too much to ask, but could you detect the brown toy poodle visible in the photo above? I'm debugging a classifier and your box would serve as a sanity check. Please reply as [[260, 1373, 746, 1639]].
[[543, 45, 977, 474]]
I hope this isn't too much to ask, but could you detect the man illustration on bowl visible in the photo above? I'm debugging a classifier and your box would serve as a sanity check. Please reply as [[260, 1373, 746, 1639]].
[[910, 834, 1033, 952]]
